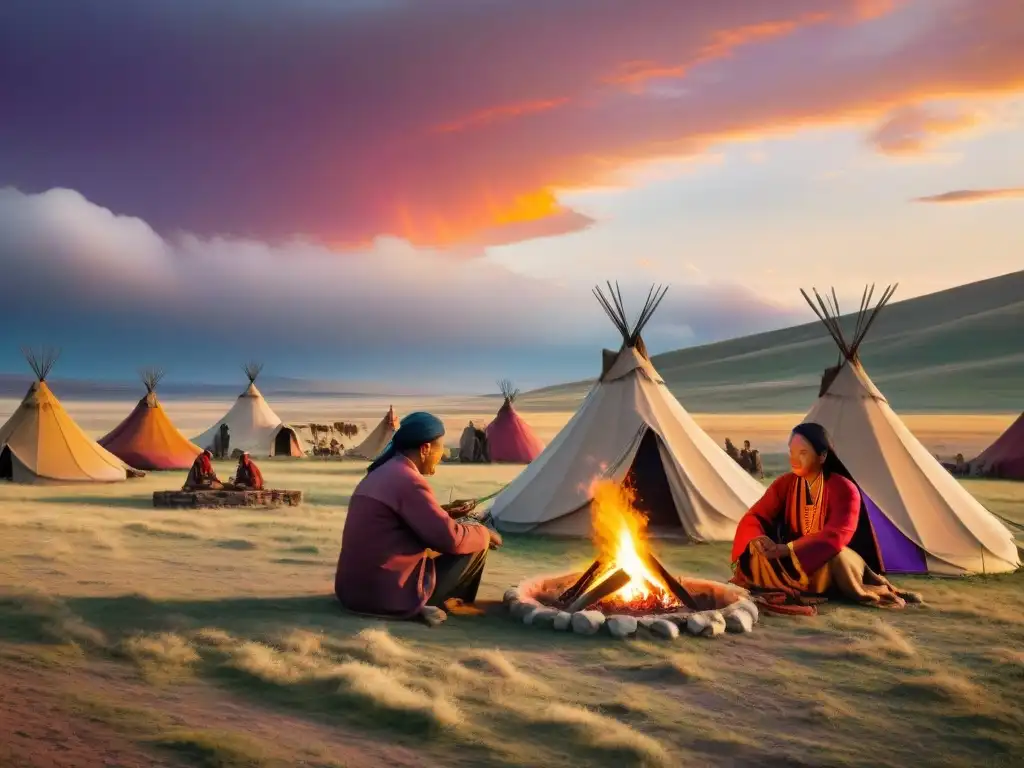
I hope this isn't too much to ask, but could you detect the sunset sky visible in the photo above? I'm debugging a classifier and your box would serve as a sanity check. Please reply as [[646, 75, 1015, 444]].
[[1, 0, 1022, 392]]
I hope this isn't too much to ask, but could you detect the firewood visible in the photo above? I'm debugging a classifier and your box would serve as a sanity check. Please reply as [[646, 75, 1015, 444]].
[[556, 559, 604, 607], [565, 569, 631, 613], [644, 553, 700, 611]]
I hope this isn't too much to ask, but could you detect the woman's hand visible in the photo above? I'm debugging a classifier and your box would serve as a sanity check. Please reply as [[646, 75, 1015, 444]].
[[762, 542, 791, 560], [750, 536, 774, 554], [443, 499, 477, 517]]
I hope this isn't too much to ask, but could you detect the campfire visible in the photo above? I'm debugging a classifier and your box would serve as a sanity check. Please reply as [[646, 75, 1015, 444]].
[[504, 480, 759, 640], [555, 481, 703, 614]]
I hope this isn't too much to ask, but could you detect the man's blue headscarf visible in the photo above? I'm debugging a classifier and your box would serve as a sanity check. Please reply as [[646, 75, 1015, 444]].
[[366, 411, 446, 473]]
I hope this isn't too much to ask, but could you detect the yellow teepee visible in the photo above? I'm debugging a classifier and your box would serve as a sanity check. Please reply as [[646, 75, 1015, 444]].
[[0, 348, 136, 484]]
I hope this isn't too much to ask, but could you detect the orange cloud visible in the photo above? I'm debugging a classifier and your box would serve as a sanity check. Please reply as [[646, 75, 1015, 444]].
[[868, 103, 981, 155], [431, 97, 569, 134], [912, 188, 1024, 204], [603, 13, 831, 88]]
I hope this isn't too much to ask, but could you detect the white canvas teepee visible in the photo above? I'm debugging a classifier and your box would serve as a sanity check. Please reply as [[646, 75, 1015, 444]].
[[0, 348, 137, 484], [347, 406, 399, 460], [192, 363, 305, 458], [801, 284, 1019, 575], [488, 284, 765, 541]]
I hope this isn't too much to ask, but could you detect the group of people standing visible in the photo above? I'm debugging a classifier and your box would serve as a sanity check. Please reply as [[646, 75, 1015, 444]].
[[725, 438, 764, 479]]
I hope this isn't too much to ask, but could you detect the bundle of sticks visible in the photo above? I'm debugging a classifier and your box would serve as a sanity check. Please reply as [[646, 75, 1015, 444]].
[[553, 554, 705, 613]]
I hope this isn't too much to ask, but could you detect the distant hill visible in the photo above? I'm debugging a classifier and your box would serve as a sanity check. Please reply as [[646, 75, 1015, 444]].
[[524, 270, 1024, 413]]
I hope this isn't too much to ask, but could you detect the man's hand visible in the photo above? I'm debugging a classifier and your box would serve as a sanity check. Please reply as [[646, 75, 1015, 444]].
[[750, 536, 774, 554], [444, 499, 478, 518], [487, 528, 503, 550]]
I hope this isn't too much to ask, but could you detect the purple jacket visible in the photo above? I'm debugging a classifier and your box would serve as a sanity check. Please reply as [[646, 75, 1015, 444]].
[[334, 455, 490, 617]]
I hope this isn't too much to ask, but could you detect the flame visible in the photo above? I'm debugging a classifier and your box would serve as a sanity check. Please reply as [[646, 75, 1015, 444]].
[[589, 479, 672, 607]]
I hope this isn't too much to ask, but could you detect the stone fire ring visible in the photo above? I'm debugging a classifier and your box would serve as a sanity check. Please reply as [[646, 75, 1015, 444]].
[[503, 571, 759, 640]]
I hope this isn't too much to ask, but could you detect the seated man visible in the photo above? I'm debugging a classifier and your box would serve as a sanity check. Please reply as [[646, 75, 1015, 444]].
[[334, 412, 502, 626], [183, 449, 223, 490], [730, 422, 920, 613], [232, 452, 264, 490]]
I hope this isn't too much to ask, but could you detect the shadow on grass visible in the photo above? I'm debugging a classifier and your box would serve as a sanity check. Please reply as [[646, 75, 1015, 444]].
[[43, 494, 155, 510]]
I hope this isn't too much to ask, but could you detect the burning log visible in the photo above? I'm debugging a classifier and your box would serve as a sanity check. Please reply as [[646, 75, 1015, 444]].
[[565, 569, 631, 613], [556, 559, 604, 608], [643, 553, 701, 611]]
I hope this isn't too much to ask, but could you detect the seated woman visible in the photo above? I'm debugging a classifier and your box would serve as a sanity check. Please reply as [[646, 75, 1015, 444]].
[[731, 422, 920, 613], [232, 452, 264, 490], [183, 449, 223, 490], [334, 412, 502, 626]]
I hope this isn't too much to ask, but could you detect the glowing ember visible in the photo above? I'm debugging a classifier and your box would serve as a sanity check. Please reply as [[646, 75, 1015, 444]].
[[589, 479, 678, 612]]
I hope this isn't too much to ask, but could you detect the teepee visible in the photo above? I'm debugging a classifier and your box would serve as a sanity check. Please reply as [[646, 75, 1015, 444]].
[[488, 283, 765, 541], [969, 412, 1024, 480], [801, 284, 1019, 575], [0, 348, 138, 484], [347, 405, 399, 460], [192, 362, 304, 457], [99, 368, 202, 470], [485, 380, 543, 463]]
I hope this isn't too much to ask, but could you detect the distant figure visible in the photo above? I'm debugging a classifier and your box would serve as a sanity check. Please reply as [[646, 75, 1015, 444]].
[[459, 421, 487, 463], [219, 423, 231, 459], [183, 450, 224, 490], [232, 452, 264, 490], [724, 438, 740, 463], [740, 440, 764, 479]]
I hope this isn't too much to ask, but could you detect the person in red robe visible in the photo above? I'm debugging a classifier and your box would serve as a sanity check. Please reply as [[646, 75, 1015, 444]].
[[233, 452, 264, 490], [731, 422, 920, 613], [334, 412, 502, 626], [182, 449, 223, 490]]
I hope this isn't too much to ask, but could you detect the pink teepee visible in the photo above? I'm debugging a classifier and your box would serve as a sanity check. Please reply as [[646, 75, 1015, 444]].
[[485, 380, 544, 463]]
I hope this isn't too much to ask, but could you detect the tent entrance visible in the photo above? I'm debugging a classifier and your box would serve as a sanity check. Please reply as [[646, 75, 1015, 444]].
[[0, 446, 11, 480], [623, 429, 680, 529], [274, 429, 294, 456]]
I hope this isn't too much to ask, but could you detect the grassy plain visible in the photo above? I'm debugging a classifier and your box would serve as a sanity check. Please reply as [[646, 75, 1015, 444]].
[[1, 398, 1022, 767]]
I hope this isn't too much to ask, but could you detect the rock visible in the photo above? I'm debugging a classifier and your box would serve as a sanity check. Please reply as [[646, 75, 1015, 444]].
[[552, 611, 572, 631], [729, 598, 761, 626], [685, 612, 710, 636], [528, 607, 560, 628], [605, 615, 638, 639], [662, 612, 692, 628], [571, 610, 606, 635], [638, 616, 657, 630], [703, 611, 726, 638], [725, 610, 754, 634], [509, 600, 538, 620], [503, 588, 520, 606], [650, 619, 680, 640]]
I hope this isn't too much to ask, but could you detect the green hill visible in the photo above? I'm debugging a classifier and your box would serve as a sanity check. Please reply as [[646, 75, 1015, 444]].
[[525, 270, 1024, 413]]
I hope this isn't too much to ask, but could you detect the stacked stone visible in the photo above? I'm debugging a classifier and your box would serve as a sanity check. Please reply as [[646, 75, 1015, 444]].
[[503, 584, 759, 640], [152, 489, 303, 509]]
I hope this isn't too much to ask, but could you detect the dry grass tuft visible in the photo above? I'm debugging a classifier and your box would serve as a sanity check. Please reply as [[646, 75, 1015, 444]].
[[613, 650, 712, 684], [334, 660, 461, 728], [191, 627, 238, 649], [461, 648, 548, 691], [122, 632, 200, 667], [538, 703, 670, 766], [278, 629, 323, 656], [888, 670, 987, 708], [225, 641, 323, 685], [351, 628, 412, 665]]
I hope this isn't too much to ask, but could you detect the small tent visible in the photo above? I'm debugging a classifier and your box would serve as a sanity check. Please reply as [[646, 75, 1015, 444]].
[[488, 283, 766, 541], [969, 412, 1024, 480], [99, 369, 202, 470], [192, 362, 304, 457], [0, 348, 139, 484], [485, 380, 543, 463], [347, 406, 399, 460], [800, 284, 1019, 575]]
